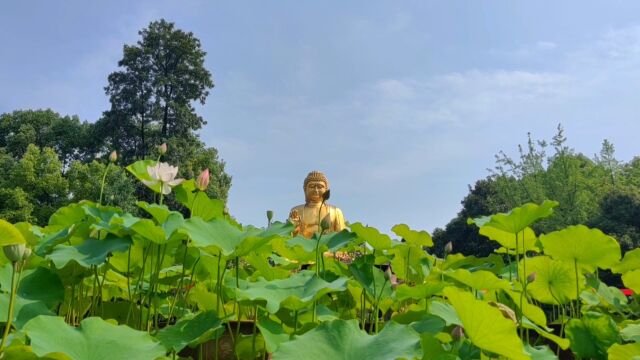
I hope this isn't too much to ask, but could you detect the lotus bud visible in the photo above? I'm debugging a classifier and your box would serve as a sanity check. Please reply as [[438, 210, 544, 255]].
[[22, 247, 32, 261], [322, 189, 331, 202], [527, 272, 537, 284], [158, 143, 168, 155], [451, 325, 465, 340], [196, 168, 210, 191], [444, 241, 453, 254], [3, 244, 28, 263], [266, 210, 274, 223], [109, 150, 117, 163], [320, 214, 332, 231]]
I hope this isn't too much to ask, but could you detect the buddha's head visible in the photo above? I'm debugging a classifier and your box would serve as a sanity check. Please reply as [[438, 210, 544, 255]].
[[303, 171, 329, 203]]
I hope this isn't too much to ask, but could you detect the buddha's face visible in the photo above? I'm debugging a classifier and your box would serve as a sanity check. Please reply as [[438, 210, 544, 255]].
[[305, 180, 327, 202]]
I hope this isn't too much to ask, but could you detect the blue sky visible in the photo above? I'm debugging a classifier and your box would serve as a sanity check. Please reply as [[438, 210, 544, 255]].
[[2, 1, 640, 233]]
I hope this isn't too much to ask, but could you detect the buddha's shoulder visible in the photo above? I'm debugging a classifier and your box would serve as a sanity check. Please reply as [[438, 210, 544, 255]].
[[289, 204, 306, 213]]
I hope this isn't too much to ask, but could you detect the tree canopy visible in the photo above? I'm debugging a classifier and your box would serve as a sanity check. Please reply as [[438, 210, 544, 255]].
[[0, 19, 230, 225]]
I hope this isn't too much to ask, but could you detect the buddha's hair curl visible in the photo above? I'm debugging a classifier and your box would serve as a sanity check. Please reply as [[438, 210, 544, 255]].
[[303, 171, 329, 190]]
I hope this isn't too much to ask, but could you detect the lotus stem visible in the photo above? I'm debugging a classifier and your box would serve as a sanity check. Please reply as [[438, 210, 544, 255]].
[[574, 258, 580, 318], [0, 263, 19, 351], [98, 162, 111, 206]]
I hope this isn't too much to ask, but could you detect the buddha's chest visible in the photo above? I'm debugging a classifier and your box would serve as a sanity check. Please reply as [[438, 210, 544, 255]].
[[299, 206, 331, 225]]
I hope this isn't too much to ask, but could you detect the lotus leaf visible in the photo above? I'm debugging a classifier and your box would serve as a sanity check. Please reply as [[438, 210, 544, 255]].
[[155, 310, 224, 352], [179, 217, 243, 255], [234, 270, 348, 313], [257, 317, 289, 353], [396, 282, 444, 301], [190, 191, 224, 220], [0, 293, 55, 329], [519, 256, 579, 304], [503, 289, 548, 328], [349, 255, 392, 302], [388, 242, 431, 281], [428, 300, 461, 326], [47, 237, 131, 269], [392, 224, 433, 247], [539, 225, 620, 271], [479, 226, 538, 253], [524, 344, 558, 360], [565, 311, 619, 360], [520, 318, 570, 350], [350, 222, 392, 250], [23, 316, 165, 360], [608, 342, 640, 360], [443, 287, 530, 360], [126, 160, 163, 194], [444, 268, 511, 291], [621, 323, 640, 342], [468, 200, 558, 234], [622, 269, 640, 294], [0, 219, 26, 246], [612, 248, 640, 274], [273, 319, 421, 360]]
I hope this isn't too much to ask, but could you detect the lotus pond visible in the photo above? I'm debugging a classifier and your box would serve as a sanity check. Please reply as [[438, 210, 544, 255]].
[[0, 159, 638, 360]]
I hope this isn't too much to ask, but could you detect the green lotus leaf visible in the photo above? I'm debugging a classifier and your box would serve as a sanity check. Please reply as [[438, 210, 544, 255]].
[[349, 255, 392, 302], [503, 289, 548, 328], [582, 275, 629, 312], [479, 226, 538, 253], [524, 344, 558, 360], [350, 222, 392, 250], [392, 224, 433, 247], [468, 200, 558, 234], [565, 311, 619, 360], [48, 202, 87, 228], [136, 201, 171, 224], [443, 287, 530, 360], [0, 219, 27, 246], [613, 248, 640, 274], [47, 236, 131, 269], [428, 300, 461, 326], [231, 222, 295, 258], [273, 319, 421, 360], [0, 345, 69, 360], [0, 294, 55, 329], [444, 268, 511, 291], [622, 269, 640, 294], [321, 229, 358, 252], [234, 270, 348, 313], [608, 342, 640, 360], [388, 242, 431, 281], [155, 310, 224, 352], [190, 191, 224, 220], [441, 253, 504, 273], [396, 282, 444, 301], [179, 217, 243, 255], [130, 219, 167, 244], [23, 316, 165, 360], [126, 160, 163, 194], [519, 255, 580, 304], [257, 317, 289, 353], [520, 317, 570, 350], [621, 323, 640, 342], [0, 266, 64, 308], [539, 225, 620, 271]]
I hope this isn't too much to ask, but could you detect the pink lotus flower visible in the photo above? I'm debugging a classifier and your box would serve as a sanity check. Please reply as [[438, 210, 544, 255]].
[[143, 162, 184, 194], [109, 150, 117, 163], [196, 168, 210, 191]]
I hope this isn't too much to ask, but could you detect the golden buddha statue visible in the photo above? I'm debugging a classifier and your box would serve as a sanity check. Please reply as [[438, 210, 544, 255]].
[[288, 171, 346, 239]]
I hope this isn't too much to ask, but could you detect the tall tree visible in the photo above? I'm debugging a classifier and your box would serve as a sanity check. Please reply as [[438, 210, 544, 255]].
[[101, 19, 214, 161]]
